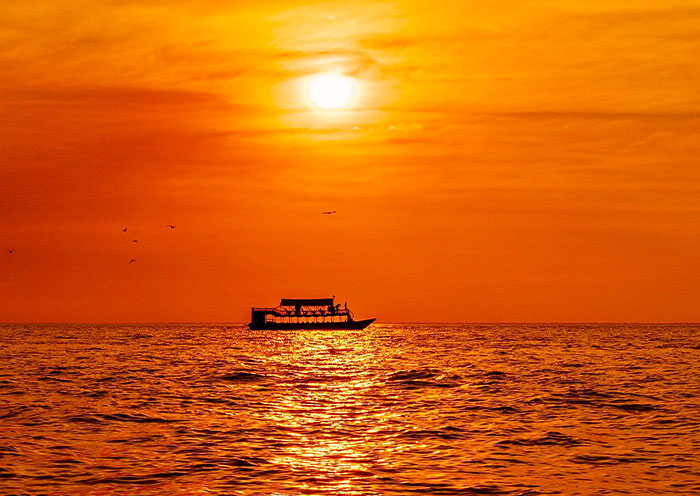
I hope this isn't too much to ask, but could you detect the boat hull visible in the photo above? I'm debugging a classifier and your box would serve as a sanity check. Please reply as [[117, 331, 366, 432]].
[[248, 318, 375, 331]]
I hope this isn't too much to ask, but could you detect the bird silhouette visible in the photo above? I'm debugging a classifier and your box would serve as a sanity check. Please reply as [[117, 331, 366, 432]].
[[7, 249, 14, 254], [122, 227, 127, 232], [321, 211, 337, 215], [129, 259, 136, 264], [132, 240, 138, 243], [166, 225, 176, 229]]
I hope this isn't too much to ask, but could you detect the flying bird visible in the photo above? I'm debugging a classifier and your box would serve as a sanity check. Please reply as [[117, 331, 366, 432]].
[[122, 227, 127, 232], [129, 259, 136, 264], [166, 225, 176, 229], [132, 240, 139, 243], [7, 249, 14, 254], [321, 211, 337, 215]]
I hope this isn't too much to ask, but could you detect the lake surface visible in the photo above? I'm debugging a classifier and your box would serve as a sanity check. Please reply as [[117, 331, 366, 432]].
[[1, 324, 699, 495]]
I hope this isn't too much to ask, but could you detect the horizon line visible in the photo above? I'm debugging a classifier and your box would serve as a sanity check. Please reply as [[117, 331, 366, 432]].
[[1, 321, 699, 326]]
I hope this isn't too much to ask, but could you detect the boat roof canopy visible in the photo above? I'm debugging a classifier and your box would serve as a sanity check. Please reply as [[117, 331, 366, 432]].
[[280, 298, 334, 307]]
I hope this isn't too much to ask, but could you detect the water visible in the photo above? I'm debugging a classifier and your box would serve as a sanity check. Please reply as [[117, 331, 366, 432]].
[[1, 324, 699, 495]]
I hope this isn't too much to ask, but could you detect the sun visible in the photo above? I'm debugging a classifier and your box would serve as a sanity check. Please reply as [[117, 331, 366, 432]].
[[307, 74, 355, 110]]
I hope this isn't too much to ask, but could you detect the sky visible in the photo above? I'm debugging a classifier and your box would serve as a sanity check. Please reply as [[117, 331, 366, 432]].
[[1, 0, 700, 323]]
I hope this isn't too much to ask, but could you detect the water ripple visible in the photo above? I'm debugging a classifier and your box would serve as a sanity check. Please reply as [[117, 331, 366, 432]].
[[0, 323, 698, 494]]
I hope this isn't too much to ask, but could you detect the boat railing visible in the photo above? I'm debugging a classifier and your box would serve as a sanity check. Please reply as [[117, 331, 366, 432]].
[[252, 307, 279, 313], [252, 306, 353, 318]]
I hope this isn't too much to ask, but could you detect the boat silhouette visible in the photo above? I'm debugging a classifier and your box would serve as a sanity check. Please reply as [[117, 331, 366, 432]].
[[249, 298, 375, 330]]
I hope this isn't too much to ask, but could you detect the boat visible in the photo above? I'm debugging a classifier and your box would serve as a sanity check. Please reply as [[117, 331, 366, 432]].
[[249, 297, 375, 330]]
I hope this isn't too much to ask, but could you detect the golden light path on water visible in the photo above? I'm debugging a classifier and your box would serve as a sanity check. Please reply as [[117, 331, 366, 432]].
[[264, 332, 399, 493], [1, 324, 699, 495]]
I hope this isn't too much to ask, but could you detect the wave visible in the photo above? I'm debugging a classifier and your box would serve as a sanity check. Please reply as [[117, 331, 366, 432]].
[[0, 467, 15, 479], [220, 371, 267, 383], [399, 426, 465, 440], [387, 368, 462, 388], [68, 413, 178, 424], [496, 431, 583, 447], [570, 454, 653, 465]]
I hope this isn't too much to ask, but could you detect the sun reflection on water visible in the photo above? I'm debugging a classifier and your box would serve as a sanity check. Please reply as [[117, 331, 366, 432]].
[[260, 329, 397, 493]]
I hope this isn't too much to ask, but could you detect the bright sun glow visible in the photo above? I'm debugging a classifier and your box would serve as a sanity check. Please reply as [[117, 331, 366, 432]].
[[307, 74, 354, 110]]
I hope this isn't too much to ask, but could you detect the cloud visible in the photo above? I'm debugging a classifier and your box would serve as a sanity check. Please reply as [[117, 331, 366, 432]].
[[3, 86, 256, 110], [557, 5, 700, 37], [484, 110, 700, 121]]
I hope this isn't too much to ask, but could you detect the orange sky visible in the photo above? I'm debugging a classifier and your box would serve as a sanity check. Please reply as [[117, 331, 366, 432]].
[[2, 1, 700, 322]]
